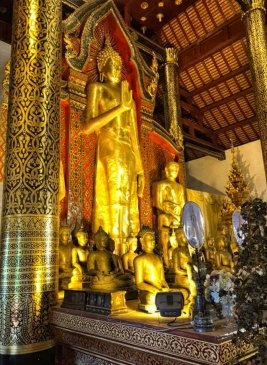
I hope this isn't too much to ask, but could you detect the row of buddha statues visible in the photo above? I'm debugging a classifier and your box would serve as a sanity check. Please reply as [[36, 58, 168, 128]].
[[59, 219, 237, 316]]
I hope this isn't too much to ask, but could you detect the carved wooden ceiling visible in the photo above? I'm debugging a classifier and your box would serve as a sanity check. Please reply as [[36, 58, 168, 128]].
[[0, 0, 264, 161]]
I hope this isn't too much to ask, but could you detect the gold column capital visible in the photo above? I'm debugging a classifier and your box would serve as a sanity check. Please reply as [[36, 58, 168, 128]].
[[165, 47, 178, 64], [236, 0, 265, 14]]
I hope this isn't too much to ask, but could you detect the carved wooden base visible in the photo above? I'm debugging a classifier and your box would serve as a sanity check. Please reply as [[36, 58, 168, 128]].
[[50, 307, 258, 365]]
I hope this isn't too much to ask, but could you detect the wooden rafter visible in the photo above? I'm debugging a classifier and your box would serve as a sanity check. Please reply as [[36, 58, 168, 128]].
[[200, 87, 253, 113], [190, 64, 250, 96], [215, 116, 257, 133], [178, 14, 244, 71]]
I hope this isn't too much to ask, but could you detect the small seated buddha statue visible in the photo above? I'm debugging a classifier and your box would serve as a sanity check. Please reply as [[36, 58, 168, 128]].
[[133, 226, 169, 313], [108, 235, 124, 274], [230, 239, 239, 264], [215, 237, 234, 272], [68, 224, 90, 289], [172, 228, 196, 316], [122, 237, 138, 274], [87, 226, 133, 291], [204, 237, 216, 272], [59, 223, 73, 293]]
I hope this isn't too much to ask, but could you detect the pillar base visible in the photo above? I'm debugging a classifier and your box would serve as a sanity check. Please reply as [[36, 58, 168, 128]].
[[0, 347, 55, 365]]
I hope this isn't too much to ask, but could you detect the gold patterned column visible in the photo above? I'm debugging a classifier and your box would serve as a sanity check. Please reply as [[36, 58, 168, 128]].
[[236, 0, 267, 179], [164, 47, 187, 195], [0, 0, 61, 359]]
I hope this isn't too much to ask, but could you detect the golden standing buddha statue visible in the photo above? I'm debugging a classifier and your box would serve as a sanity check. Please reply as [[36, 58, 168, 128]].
[[81, 36, 144, 256], [68, 225, 90, 289], [134, 227, 169, 313], [152, 161, 185, 268]]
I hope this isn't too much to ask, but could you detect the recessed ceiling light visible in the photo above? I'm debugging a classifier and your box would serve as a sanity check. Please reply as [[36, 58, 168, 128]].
[[141, 2, 149, 9]]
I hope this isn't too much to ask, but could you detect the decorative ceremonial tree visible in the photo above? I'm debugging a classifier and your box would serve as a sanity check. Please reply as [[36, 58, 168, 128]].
[[221, 145, 249, 226], [234, 198, 267, 359]]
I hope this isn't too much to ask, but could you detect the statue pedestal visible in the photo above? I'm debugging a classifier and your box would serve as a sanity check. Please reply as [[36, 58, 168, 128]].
[[62, 289, 127, 315], [138, 303, 158, 314]]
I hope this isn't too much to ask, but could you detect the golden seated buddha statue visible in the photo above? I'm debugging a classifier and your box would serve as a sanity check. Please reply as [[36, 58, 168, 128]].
[[172, 228, 196, 317], [122, 237, 138, 274], [215, 237, 234, 272], [59, 223, 73, 292], [133, 227, 169, 313], [87, 227, 133, 291], [204, 237, 216, 272], [68, 225, 90, 289]]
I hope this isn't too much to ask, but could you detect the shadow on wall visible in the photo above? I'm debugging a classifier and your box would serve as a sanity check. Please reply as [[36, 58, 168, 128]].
[[186, 175, 225, 196], [0, 41, 11, 102], [235, 148, 267, 199]]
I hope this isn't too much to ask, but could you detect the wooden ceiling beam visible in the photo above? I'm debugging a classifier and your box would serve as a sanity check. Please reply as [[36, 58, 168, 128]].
[[178, 14, 244, 72], [190, 64, 250, 96], [215, 116, 257, 133], [182, 117, 218, 144], [200, 86, 253, 113], [184, 136, 225, 160], [180, 99, 201, 117]]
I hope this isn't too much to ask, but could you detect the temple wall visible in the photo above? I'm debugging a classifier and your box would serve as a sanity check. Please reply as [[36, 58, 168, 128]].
[[186, 140, 267, 201], [0, 41, 11, 101]]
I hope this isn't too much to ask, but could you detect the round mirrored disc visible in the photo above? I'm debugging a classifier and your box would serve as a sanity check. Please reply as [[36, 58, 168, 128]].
[[182, 201, 205, 248]]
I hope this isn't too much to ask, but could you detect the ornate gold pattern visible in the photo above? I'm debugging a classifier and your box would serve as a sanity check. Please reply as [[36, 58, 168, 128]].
[[0, 0, 61, 353], [164, 47, 184, 151], [236, 1, 267, 178], [166, 47, 178, 64], [236, 0, 265, 13], [63, 0, 155, 103], [1, 61, 10, 108], [51, 309, 256, 364], [0, 61, 10, 181], [147, 52, 159, 98]]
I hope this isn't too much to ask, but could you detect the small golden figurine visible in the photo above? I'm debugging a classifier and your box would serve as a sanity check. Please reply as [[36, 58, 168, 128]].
[[87, 226, 133, 291], [134, 227, 169, 313], [81, 35, 144, 256], [68, 225, 90, 289], [122, 237, 138, 274], [152, 161, 185, 268], [172, 228, 196, 317], [215, 238, 234, 272], [59, 223, 73, 293], [204, 237, 216, 272]]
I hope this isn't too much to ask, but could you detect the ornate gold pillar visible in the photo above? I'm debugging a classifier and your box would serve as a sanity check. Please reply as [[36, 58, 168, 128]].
[[236, 0, 267, 179], [164, 48, 187, 195], [0, 0, 61, 362]]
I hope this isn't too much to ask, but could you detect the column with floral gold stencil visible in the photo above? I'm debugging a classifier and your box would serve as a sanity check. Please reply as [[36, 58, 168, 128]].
[[236, 0, 267, 179], [164, 47, 187, 195], [0, 0, 61, 360]]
